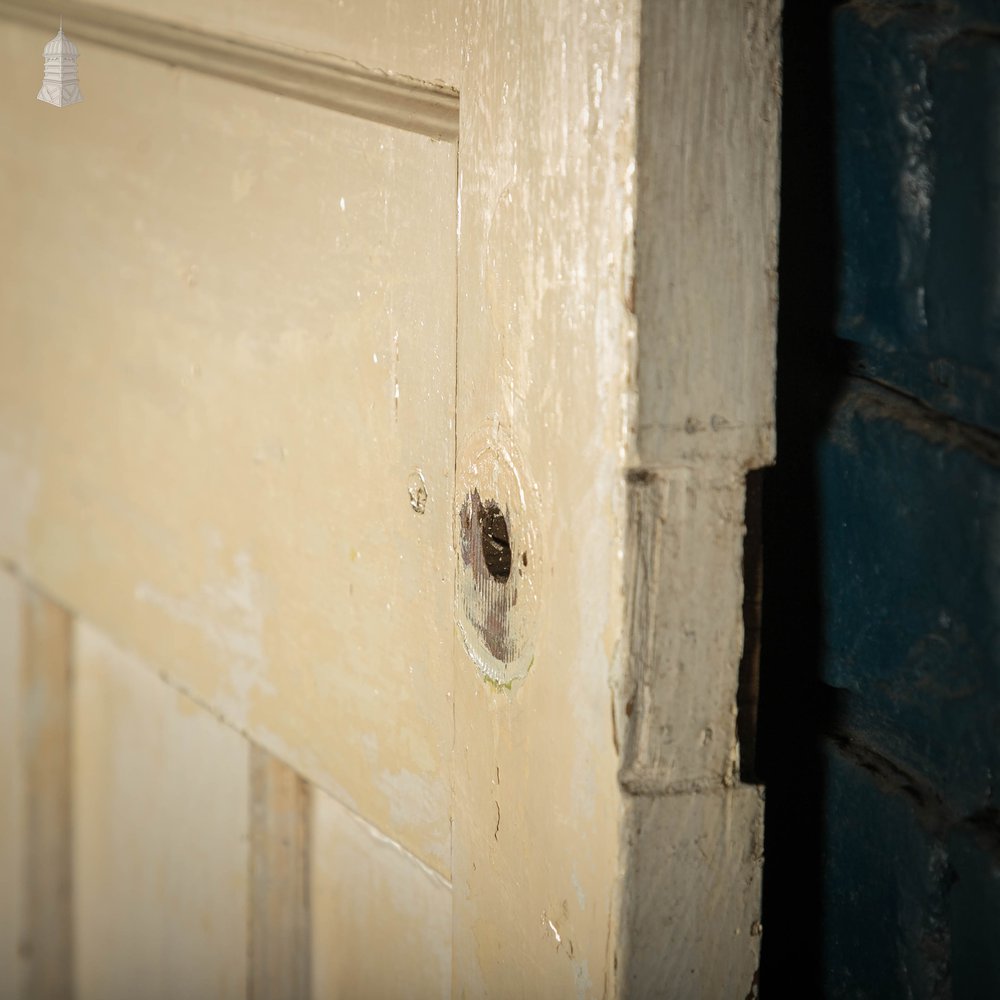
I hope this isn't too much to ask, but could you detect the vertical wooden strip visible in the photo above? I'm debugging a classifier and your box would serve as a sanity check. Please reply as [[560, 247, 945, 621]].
[[634, 0, 781, 470], [453, 1, 638, 994], [19, 585, 73, 1000], [621, 788, 766, 997], [614, 0, 781, 992], [0, 569, 23, 1000], [249, 746, 311, 1000]]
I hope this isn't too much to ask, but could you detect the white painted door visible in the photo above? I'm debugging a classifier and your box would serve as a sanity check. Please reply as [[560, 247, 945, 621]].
[[0, 1, 781, 997]]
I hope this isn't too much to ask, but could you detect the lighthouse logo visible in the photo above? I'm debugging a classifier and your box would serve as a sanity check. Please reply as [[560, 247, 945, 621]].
[[37, 20, 83, 108]]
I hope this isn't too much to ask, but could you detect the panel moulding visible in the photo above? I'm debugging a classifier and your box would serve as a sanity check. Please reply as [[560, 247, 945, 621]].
[[0, 0, 459, 141]]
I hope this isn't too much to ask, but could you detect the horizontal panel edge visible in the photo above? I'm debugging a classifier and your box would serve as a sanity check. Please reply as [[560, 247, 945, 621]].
[[0, 0, 459, 141]]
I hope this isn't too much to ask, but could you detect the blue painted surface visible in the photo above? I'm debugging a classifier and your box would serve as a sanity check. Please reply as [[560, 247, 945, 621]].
[[836, 4, 1000, 431], [818, 1, 1000, 995], [819, 381, 1000, 818], [948, 826, 1000, 997], [822, 742, 952, 999]]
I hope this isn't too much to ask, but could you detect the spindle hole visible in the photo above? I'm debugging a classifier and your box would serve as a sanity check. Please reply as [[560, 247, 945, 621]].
[[479, 501, 511, 582]]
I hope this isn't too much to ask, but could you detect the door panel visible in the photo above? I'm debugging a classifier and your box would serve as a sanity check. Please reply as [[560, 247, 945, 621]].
[[0, 23, 456, 872], [73, 621, 249, 1000], [311, 788, 451, 1000]]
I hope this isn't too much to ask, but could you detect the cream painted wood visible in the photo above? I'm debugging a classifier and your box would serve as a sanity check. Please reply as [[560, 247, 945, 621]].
[[0, 0, 781, 994], [452, 3, 638, 995], [311, 788, 451, 1000], [0, 23, 456, 873], [73, 621, 249, 1000], [0, 569, 22, 1000], [0, 0, 458, 140], [86, 0, 461, 88], [453, 2, 779, 997]]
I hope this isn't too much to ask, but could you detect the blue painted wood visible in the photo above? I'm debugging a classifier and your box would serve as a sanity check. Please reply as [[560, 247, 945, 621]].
[[819, 380, 1000, 819], [836, 4, 1000, 431], [816, 2, 1000, 995], [948, 827, 1000, 998], [822, 742, 951, 1000]]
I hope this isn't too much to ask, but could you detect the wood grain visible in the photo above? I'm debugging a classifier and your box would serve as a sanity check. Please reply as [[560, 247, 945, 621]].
[[0, 0, 782, 992]]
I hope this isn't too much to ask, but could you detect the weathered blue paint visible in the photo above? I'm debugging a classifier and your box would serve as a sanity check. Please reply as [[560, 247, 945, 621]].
[[822, 742, 952, 1000], [819, 381, 1000, 818], [836, 3, 1000, 431], [816, 1, 1000, 995], [836, 6, 939, 359]]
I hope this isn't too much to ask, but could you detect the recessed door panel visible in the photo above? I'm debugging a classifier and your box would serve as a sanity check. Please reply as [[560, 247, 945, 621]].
[[0, 23, 457, 872]]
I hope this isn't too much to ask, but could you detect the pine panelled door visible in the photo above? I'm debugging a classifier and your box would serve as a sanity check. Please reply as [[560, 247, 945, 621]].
[[0, 1, 780, 997]]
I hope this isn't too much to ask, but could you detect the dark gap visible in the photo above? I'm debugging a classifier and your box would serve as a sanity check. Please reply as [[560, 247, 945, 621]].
[[479, 501, 511, 582], [757, 0, 850, 993], [737, 468, 765, 783]]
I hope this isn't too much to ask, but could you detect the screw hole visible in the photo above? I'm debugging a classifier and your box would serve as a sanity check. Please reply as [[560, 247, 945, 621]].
[[479, 501, 511, 582]]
